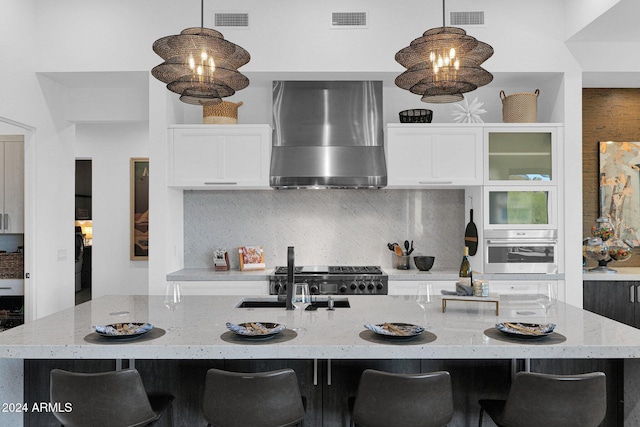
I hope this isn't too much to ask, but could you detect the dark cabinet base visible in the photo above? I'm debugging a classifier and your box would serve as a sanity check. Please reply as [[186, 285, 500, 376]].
[[24, 358, 620, 427]]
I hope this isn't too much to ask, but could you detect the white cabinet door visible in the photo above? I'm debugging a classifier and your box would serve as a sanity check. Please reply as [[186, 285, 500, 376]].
[[388, 280, 457, 296], [484, 126, 559, 185], [0, 139, 24, 234], [175, 281, 269, 296], [3, 141, 24, 233], [169, 125, 272, 189], [386, 125, 483, 187]]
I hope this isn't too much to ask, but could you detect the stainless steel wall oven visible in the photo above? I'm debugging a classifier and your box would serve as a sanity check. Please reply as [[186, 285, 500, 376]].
[[484, 229, 558, 274]]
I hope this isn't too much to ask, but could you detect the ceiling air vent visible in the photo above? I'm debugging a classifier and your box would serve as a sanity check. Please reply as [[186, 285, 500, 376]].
[[331, 12, 368, 29], [450, 11, 485, 26], [214, 12, 249, 28]]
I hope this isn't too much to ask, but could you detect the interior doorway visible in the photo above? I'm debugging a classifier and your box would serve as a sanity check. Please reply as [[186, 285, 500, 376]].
[[75, 159, 92, 305]]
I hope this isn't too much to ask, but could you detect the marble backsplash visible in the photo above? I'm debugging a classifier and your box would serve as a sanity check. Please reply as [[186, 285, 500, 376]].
[[183, 189, 464, 270]]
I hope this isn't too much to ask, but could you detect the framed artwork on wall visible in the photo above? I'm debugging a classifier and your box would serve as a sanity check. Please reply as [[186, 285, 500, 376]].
[[599, 141, 640, 246], [130, 158, 149, 260]]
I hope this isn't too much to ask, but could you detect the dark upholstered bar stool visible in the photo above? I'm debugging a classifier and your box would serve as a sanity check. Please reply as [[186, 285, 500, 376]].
[[50, 368, 174, 427], [350, 369, 454, 427], [202, 367, 306, 427], [478, 371, 606, 427]]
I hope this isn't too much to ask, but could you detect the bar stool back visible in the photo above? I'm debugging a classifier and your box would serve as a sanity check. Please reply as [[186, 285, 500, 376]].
[[50, 368, 174, 427], [478, 371, 606, 427], [202, 368, 305, 427], [350, 369, 454, 427]]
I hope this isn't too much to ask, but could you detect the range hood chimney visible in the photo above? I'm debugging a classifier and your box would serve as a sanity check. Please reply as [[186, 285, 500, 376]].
[[270, 81, 387, 189]]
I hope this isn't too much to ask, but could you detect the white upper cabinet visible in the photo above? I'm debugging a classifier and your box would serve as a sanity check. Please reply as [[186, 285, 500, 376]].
[[386, 124, 483, 188], [168, 125, 272, 189], [0, 138, 24, 234], [484, 126, 559, 185]]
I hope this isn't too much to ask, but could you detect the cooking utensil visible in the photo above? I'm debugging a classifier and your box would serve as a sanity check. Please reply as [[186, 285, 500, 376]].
[[464, 196, 478, 256], [393, 244, 404, 257], [407, 240, 414, 255], [404, 240, 410, 255]]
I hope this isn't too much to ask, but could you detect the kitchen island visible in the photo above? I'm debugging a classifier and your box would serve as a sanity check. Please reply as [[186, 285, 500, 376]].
[[2, 294, 639, 426]]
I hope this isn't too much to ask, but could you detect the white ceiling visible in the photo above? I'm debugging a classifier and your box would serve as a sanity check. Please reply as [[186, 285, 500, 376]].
[[568, 0, 640, 42]]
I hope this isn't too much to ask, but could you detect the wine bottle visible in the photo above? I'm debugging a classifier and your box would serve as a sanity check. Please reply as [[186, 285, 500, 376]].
[[459, 246, 472, 286]]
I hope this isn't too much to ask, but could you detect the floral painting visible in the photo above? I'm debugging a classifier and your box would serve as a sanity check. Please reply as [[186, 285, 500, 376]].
[[599, 141, 640, 246]]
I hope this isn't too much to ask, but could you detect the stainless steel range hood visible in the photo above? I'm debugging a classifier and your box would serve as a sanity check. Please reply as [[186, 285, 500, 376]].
[[270, 81, 386, 189]]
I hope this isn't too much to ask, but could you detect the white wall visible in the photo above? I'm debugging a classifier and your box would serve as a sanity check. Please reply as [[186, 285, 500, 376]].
[[32, 0, 573, 74], [0, 0, 627, 315], [75, 123, 150, 297]]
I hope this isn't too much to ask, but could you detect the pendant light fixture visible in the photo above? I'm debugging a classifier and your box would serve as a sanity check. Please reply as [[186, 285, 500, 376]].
[[395, 0, 493, 103], [151, 0, 250, 106]]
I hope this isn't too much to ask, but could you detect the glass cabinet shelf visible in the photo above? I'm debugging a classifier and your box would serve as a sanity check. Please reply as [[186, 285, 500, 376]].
[[487, 131, 553, 182]]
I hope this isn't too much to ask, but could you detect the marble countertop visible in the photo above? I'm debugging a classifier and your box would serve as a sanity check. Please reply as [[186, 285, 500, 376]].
[[386, 269, 564, 281], [167, 267, 565, 282], [583, 267, 640, 281], [1, 293, 639, 360], [167, 268, 274, 281]]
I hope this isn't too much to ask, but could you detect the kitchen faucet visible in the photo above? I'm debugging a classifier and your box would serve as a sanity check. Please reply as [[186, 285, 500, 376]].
[[286, 246, 294, 310]]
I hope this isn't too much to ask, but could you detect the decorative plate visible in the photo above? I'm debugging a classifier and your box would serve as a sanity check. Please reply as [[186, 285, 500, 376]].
[[226, 322, 286, 339], [93, 323, 154, 339], [496, 322, 556, 338], [365, 323, 424, 339]]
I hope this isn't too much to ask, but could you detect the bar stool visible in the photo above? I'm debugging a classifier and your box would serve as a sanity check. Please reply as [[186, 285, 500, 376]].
[[202, 367, 305, 427], [50, 368, 174, 427], [350, 369, 454, 427], [478, 371, 606, 427]]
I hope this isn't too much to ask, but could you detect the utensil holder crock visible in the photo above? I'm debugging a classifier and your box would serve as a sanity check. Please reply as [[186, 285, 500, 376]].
[[392, 254, 411, 270]]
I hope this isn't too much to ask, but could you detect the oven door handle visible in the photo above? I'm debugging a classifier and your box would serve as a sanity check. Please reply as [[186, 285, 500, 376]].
[[486, 239, 558, 245]]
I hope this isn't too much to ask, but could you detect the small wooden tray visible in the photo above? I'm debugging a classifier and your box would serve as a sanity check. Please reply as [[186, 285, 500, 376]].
[[442, 295, 500, 315]]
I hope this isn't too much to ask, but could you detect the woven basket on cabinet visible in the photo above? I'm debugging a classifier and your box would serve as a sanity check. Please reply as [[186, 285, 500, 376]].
[[203, 101, 243, 124], [0, 253, 23, 279], [500, 89, 539, 123]]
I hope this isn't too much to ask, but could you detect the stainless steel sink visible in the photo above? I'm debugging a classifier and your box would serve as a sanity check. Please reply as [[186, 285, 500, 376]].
[[236, 297, 350, 309]]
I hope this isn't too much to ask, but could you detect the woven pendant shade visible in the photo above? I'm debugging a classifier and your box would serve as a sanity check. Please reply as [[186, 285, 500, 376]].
[[151, 4, 250, 106], [152, 56, 250, 104], [395, 2, 493, 104], [153, 28, 250, 68]]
